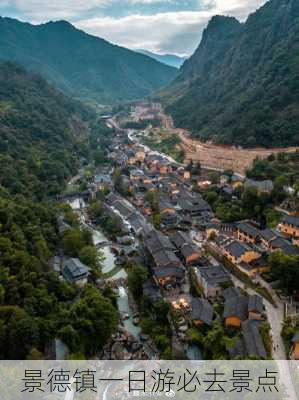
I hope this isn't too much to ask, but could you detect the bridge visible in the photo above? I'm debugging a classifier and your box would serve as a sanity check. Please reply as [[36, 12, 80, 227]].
[[96, 241, 113, 248]]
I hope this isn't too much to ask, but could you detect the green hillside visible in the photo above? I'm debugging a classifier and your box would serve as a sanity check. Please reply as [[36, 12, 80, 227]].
[[0, 17, 177, 104], [163, 0, 299, 148]]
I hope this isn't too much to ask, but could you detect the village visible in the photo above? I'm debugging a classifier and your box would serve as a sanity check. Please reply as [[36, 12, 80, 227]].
[[54, 102, 299, 362]]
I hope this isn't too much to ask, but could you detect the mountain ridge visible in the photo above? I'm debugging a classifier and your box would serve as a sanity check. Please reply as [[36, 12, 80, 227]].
[[162, 0, 299, 148], [0, 16, 177, 104], [137, 49, 187, 68]]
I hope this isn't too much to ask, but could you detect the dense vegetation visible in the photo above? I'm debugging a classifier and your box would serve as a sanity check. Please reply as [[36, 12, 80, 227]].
[[164, 0, 299, 148], [0, 17, 177, 104], [0, 62, 92, 198], [0, 62, 118, 359], [247, 152, 299, 189]]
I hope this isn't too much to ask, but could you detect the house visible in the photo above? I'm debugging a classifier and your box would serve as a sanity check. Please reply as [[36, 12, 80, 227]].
[[291, 332, 299, 360], [237, 222, 260, 244], [62, 258, 89, 287], [224, 241, 261, 266], [177, 196, 213, 221], [241, 320, 267, 359], [171, 231, 201, 265], [191, 298, 214, 327], [161, 211, 178, 227], [194, 264, 231, 299], [228, 321, 267, 359], [244, 179, 274, 194], [278, 215, 299, 242], [248, 295, 264, 320], [224, 295, 248, 328], [238, 257, 269, 278], [152, 249, 182, 269], [153, 266, 185, 287], [223, 287, 242, 302], [206, 223, 236, 238], [144, 229, 176, 257], [260, 228, 277, 249], [171, 231, 193, 249], [181, 244, 202, 266]]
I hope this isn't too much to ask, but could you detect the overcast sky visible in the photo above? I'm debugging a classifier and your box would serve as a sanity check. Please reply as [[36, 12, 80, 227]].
[[0, 0, 267, 56]]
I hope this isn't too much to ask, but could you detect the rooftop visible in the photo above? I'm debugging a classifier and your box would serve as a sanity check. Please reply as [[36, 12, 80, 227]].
[[224, 295, 248, 321], [282, 214, 299, 228], [191, 298, 214, 326], [237, 222, 260, 238], [225, 240, 252, 258], [242, 320, 267, 359], [196, 264, 231, 286]]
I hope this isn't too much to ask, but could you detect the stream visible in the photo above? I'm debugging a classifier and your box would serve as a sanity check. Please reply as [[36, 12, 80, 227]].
[[69, 199, 140, 342]]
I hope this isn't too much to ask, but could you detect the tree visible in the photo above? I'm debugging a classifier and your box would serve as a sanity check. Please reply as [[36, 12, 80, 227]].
[[268, 252, 299, 294], [69, 285, 117, 355], [79, 246, 101, 269], [152, 300, 169, 323], [202, 321, 228, 359], [128, 265, 149, 300]]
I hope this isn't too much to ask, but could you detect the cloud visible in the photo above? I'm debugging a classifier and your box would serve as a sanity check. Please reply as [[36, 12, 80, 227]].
[[77, 11, 212, 55], [1, 0, 111, 20], [0, 0, 267, 54], [76, 0, 266, 55]]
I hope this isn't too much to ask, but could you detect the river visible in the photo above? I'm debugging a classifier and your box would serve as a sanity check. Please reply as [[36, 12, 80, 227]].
[[69, 199, 141, 342]]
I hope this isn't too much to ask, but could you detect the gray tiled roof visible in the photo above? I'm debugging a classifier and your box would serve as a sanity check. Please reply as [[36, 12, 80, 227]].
[[181, 243, 201, 259], [197, 265, 231, 286], [153, 266, 185, 280], [237, 222, 260, 238], [153, 249, 182, 268], [223, 287, 242, 302], [145, 230, 176, 255], [260, 228, 276, 241], [225, 241, 251, 258], [171, 231, 192, 249], [63, 258, 89, 283], [191, 298, 213, 326], [227, 338, 246, 359], [242, 320, 267, 359], [224, 295, 248, 321], [248, 295, 263, 314], [282, 215, 299, 228]]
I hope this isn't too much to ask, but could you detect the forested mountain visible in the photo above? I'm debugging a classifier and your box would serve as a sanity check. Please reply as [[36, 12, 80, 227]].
[[0, 61, 91, 198], [163, 0, 299, 148], [137, 49, 187, 68], [0, 17, 177, 104], [0, 62, 117, 359]]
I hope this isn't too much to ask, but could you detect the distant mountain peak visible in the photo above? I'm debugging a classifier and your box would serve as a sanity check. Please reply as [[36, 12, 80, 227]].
[[0, 17, 177, 104], [207, 15, 241, 28], [136, 49, 187, 69], [162, 0, 299, 148]]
